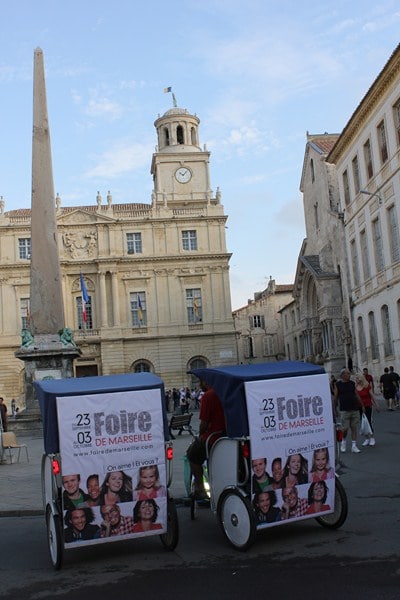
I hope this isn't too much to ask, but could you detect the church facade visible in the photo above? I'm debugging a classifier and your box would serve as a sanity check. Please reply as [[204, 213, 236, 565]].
[[0, 105, 237, 407]]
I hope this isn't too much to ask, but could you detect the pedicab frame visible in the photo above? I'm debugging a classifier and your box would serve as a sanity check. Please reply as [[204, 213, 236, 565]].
[[34, 373, 179, 569], [189, 361, 348, 551]]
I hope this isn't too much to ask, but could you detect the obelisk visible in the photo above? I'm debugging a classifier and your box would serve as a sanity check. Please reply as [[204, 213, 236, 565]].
[[15, 49, 80, 424], [30, 47, 65, 334]]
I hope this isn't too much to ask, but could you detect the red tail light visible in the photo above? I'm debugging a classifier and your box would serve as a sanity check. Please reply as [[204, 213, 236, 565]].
[[241, 441, 250, 459], [166, 446, 173, 461], [52, 458, 61, 475], [336, 429, 343, 442]]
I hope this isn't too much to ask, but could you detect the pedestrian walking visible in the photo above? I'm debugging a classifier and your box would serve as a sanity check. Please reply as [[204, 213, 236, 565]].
[[334, 368, 364, 453], [355, 373, 380, 446], [379, 367, 396, 411]]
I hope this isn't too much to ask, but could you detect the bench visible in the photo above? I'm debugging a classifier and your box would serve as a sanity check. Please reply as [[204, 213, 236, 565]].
[[169, 412, 194, 439]]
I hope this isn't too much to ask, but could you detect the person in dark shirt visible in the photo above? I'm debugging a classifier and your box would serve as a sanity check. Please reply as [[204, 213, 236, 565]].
[[186, 381, 225, 499], [64, 507, 100, 543], [380, 367, 396, 411], [334, 368, 363, 453]]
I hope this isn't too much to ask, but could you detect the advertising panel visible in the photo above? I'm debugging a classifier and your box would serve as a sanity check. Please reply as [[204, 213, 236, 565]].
[[56, 388, 167, 547], [245, 373, 335, 529]]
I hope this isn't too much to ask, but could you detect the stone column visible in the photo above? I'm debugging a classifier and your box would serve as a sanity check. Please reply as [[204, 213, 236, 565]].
[[30, 47, 65, 335]]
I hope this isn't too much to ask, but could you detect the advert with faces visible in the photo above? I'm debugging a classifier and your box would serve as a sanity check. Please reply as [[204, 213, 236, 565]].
[[56, 389, 167, 545], [245, 374, 335, 526]]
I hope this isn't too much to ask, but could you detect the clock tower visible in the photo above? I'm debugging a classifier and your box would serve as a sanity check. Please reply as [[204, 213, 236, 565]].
[[150, 105, 213, 205]]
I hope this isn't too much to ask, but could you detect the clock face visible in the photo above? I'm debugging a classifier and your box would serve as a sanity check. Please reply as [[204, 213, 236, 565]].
[[175, 167, 192, 183]]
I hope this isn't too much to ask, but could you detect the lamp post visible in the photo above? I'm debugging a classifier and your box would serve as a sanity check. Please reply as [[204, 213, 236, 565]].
[[360, 189, 382, 204]]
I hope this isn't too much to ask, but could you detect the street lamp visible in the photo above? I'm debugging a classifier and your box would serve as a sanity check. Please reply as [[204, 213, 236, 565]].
[[360, 189, 382, 204]]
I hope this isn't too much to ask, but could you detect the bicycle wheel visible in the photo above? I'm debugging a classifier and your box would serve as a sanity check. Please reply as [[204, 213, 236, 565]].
[[159, 496, 179, 550], [217, 488, 256, 551], [316, 477, 348, 530], [46, 505, 63, 570]]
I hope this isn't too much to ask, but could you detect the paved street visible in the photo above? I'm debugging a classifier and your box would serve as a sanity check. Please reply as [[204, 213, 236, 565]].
[[0, 402, 399, 599]]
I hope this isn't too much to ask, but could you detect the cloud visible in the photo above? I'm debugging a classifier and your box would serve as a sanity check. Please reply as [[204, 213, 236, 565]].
[[85, 95, 123, 120], [84, 140, 153, 179]]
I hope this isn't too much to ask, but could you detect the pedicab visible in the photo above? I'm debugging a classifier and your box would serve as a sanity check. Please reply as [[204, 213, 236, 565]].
[[188, 361, 348, 550], [34, 373, 179, 569]]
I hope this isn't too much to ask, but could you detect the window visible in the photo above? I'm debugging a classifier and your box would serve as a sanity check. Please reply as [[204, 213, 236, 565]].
[[314, 202, 319, 229], [77, 296, 93, 329], [381, 305, 393, 356], [186, 288, 202, 323], [134, 361, 151, 373], [393, 98, 400, 146], [126, 233, 142, 254], [182, 230, 197, 251], [244, 336, 255, 358], [350, 239, 360, 287], [342, 170, 351, 206], [130, 292, 147, 327], [388, 205, 400, 262], [177, 125, 184, 144], [363, 139, 373, 180], [20, 298, 30, 330], [352, 155, 361, 194], [251, 315, 265, 329], [357, 317, 367, 363], [372, 218, 385, 272], [18, 238, 31, 259], [360, 230, 371, 280], [377, 120, 388, 163], [368, 312, 379, 360], [310, 158, 315, 183], [263, 335, 274, 356], [164, 127, 169, 146]]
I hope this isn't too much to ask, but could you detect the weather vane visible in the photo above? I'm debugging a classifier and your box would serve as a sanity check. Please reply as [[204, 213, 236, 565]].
[[163, 86, 177, 107]]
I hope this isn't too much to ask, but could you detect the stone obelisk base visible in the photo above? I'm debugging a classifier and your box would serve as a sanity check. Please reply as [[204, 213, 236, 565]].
[[14, 334, 81, 436]]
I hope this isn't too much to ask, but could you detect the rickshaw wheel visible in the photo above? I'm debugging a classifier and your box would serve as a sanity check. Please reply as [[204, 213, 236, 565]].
[[316, 477, 348, 530], [46, 505, 63, 570], [159, 496, 179, 550], [217, 488, 256, 551]]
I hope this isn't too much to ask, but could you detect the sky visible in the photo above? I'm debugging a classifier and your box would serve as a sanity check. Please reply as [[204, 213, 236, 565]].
[[1, 1, 399, 310]]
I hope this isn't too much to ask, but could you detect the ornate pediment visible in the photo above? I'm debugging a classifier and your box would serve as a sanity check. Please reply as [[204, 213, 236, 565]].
[[57, 209, 116, 225]]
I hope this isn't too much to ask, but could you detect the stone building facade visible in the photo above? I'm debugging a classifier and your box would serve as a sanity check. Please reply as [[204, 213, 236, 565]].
[[282, 44, 400, 381], [281, 133, 350, 377], [327, 44, 400, 380], [0, 104, 237, 408], [233, 278, 293, 364]]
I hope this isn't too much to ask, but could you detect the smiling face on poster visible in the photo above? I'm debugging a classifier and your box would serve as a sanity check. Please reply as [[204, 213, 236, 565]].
[[244, 373, 335, 529], [56, 388, 167, 546]]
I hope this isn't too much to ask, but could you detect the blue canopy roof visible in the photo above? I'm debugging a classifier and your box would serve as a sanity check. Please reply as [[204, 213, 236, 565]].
[[34, 373, 167, 454], [189, 361, 325, 437]]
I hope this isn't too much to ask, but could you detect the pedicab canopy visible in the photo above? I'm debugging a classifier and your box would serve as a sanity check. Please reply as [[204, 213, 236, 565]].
[[189, 361, 326, 438], [34, 373, 168, 454]]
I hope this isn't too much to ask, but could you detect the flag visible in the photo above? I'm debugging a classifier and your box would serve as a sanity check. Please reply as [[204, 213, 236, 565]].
[[80, 273, 89, 324], [137, 293, 143, 322], [164, 86, 172, 93]]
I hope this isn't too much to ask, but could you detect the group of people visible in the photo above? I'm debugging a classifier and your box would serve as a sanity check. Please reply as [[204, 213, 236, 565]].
[[252, 480, 332, 524], [165, 387, 204, 414], [62, 465, 166, 543], [64, 499, 163, 543], [250, 448, 334, 524], [379, 366, 400, 411], [333, 365, 399, 452]]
